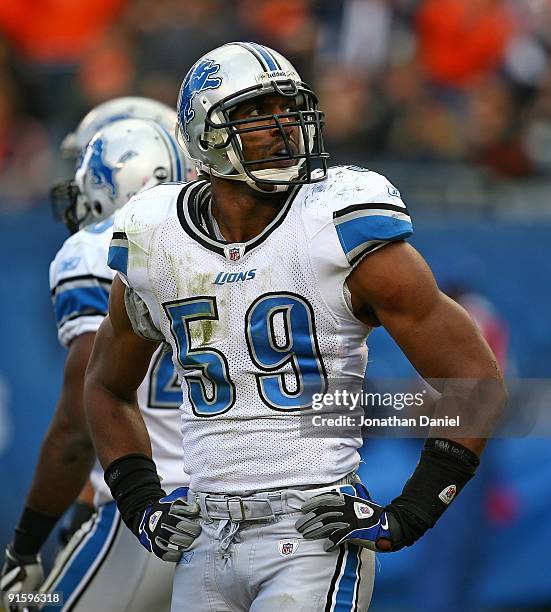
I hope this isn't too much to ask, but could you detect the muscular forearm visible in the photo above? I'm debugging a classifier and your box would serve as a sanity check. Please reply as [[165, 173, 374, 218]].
[[10, 414, 95, 556], [85, 383, 152, 469], [379, 291, 506, 454], [26, 421, 95, 517], [429, 377, 507, 457], [84, 293, 158, 468]]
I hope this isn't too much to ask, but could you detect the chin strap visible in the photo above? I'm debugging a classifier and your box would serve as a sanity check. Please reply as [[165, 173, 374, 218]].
[[246, 167, 300, 192], [199, 162, 299, 193]]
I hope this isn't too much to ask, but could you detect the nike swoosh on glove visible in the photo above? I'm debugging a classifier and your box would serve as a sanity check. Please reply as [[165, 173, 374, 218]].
[[136, 487, 201, 562], [295, 486, 394, 552], [1, 544, 44, 612]]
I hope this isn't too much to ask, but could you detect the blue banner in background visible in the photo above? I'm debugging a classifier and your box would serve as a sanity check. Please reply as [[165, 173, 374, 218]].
[[0, 205, 67, 557], [0, 206, 549, 608]]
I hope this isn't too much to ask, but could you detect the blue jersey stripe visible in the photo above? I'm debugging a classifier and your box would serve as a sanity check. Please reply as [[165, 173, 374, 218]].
[[334, 543, 361, 611], [54, 286, 109, 326], [107, 244, 129, 275], [335, 215, 413, 258], [42, 503, 119, 611]]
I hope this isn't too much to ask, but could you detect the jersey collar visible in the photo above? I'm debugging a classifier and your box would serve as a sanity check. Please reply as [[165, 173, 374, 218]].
[[177, 180, 300, 261]]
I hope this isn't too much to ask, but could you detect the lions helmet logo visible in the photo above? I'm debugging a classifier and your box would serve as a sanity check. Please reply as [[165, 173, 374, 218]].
[[86, 137, 119, 198], [179, 59, 222, 141]]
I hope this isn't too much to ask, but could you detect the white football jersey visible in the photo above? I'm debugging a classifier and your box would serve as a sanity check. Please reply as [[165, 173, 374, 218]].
[[49, 218, 188, 506], [108, 167, 413, 493]]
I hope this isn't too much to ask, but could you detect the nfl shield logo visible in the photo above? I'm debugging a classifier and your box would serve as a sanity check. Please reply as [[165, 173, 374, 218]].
[[278, 539, 299, 557], [224, 243, 244, 262], [354, 501, 374, 520], [438, 484, 457, 505]]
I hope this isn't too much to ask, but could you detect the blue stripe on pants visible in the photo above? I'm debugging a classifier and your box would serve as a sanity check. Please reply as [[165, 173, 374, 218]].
[[43, 502, 119, 611], [334, 543, 361, 612]]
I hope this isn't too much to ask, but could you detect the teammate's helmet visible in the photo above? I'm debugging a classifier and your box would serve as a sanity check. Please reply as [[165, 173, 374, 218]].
[[176, 42, 328, 192], [65, 118, 186, 231], [60, 96, 177, 160], [51, 97, 184, 232]]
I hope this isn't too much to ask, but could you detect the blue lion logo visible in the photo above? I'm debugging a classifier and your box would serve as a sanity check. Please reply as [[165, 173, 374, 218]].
[[87, 138, 118, 197], [178, 59, 222, 141]]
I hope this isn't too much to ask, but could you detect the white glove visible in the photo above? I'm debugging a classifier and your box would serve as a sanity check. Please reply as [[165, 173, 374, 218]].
[[1, 544, 44, 611]]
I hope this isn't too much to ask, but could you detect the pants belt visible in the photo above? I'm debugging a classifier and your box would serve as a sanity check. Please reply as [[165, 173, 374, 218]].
[[195, 472, 360, 523], [200, 495, 283, 522]]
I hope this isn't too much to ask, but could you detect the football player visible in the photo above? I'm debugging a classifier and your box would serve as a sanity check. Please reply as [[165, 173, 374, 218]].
[[1, 117, 199, 612], [84, 43, 506, 611]]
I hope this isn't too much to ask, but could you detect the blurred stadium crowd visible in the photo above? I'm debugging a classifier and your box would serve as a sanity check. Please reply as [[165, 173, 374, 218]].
[[2, 0, 551, 210]]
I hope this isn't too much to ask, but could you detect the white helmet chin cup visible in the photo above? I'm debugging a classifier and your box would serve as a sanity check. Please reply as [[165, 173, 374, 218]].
[[176, 42, 328, 190], [74, 118, 189, 230]]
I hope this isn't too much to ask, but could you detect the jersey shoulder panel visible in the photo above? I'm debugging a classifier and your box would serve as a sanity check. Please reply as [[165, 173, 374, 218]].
[[49, 219, 114, 346], [301, 166, 413, 267], [108, 182, 183, 279]]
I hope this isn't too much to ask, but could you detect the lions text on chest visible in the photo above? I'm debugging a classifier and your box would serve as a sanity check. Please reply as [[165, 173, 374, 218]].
[[213, 269, 257, 285]]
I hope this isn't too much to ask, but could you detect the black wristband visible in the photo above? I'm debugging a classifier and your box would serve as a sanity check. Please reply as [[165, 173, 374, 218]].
[[104, 454, 165, 534], [424, 438, 480, 471], [386, 438, 480, 550], [13, 506, 59, 556]]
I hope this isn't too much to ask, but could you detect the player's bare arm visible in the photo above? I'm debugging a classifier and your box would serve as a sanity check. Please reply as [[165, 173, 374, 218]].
[[85, 275, 158, 467], [297, 241, 506, 554], [27, 333, 96, 518], [347, 240, 506, 453], [85, 275, 201, 562]]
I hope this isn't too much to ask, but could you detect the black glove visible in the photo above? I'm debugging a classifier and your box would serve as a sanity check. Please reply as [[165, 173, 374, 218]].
[[295, 484, 398, 552], [1, 543, 43, 611]]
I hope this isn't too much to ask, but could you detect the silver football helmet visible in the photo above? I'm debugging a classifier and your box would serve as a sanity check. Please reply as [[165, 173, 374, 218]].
[[51, 97, 192, 232], [60, 96, 177, 160], [176, 42, 328, 192], [67, 118, 187, 230]]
